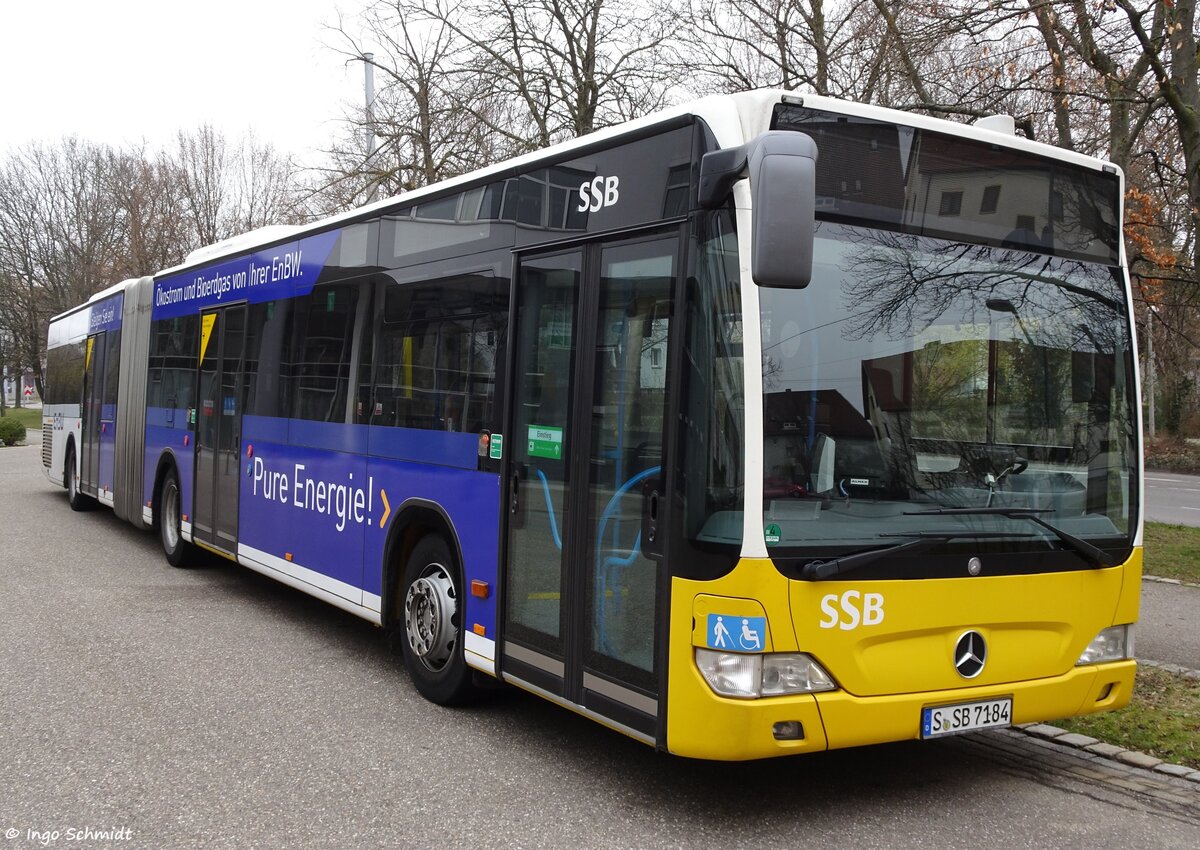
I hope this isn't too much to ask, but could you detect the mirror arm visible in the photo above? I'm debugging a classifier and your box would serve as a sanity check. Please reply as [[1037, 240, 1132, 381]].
[[697, 131, 818, 288], [698, 145, 750, 209]]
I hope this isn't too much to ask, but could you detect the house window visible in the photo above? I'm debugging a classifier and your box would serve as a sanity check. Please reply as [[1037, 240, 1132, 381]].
[[939, 191, 963, 216], [980, 185, 1001, 214]]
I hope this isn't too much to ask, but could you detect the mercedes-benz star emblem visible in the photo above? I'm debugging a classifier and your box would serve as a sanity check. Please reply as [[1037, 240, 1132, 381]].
[[954, 631, 987, 679]]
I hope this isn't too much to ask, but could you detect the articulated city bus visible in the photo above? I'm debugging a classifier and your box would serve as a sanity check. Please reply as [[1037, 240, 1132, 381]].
[[43, 90, 1141, 760]]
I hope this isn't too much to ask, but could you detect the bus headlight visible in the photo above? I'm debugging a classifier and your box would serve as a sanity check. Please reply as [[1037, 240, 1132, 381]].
[[761, 653, 836, 695], [695, 649, 836, 698], [1076, 625, 1135, 665]]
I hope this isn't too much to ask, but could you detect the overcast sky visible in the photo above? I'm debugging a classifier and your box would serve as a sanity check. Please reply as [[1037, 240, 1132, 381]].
[[0, 0, 371, 162]]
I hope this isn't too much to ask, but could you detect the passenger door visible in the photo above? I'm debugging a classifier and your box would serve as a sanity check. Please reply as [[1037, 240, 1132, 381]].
[[192, 305, 247, 552], [501, 231, 679, 741], [79, 332, 106, 497]]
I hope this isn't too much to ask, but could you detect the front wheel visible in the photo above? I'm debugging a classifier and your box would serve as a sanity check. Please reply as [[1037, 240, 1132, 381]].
[[159, 468, 198, 568], [394, 535, 479, 705]]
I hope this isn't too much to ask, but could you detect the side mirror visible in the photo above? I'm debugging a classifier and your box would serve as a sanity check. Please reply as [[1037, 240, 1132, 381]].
[[698, 131, 818, 289], [749, 132, 817, 288]]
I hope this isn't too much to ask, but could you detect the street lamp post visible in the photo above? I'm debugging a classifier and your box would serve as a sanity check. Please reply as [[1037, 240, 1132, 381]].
[[1146, 307, 1156, 439], [363, 52, 378, 205]]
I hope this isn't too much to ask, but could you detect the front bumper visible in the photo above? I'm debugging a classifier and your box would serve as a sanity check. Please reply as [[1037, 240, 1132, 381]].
[[666, 657, 1135, 760]]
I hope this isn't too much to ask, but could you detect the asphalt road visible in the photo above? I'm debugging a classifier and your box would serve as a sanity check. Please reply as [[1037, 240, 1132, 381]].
[[1138, 581, 1200, 671], [1, 442, 1197, 850], [1145, 471, 1200, 527]]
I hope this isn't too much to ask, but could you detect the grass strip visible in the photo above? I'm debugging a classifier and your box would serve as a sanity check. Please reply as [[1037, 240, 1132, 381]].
[[1143, 522, 1200, 583], [1, 407, 42, 431], [1058, 665, 1200, 770]]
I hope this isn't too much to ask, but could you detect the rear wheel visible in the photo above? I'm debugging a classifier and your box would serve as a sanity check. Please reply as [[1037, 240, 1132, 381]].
[[65, 444, 94, 511], [159, 468, 198, 567], [394, 535, 479, 705]]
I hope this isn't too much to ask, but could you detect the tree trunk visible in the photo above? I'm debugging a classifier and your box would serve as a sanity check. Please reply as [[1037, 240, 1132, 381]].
[[1031, 1, 1074, 150]]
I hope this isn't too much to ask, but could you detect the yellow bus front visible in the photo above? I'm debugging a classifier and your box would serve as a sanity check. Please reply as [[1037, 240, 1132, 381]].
[[665, 101, 1140, 760], [667, 552, 1139, 760]]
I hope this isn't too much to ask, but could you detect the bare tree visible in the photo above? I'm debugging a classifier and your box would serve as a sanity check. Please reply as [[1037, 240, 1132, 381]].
[[315, 1, 505, 210], [175, 125, 301, 244], [0, 138, 129, 395], [175, 125, 229, 246], [424, 0, 675, 145], [1110, 1, 1200, 278], [315, 0, 676, 208], [670, 1, 1047, 127], [672, 0, 877, 96], [106, 145, 193, 278], [0, 127, 301, 396]]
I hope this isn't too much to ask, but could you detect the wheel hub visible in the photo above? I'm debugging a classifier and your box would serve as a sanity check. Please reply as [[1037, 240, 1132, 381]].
[[404, 565, 457, 671]]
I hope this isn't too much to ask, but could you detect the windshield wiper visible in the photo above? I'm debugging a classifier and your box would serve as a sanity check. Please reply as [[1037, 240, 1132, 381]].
[[903, 507, 1118, 568], [799, 531, 1034, 581]]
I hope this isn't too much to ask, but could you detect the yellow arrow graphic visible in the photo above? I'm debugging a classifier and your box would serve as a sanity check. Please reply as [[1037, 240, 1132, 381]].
[[379, 489, 391, 529]]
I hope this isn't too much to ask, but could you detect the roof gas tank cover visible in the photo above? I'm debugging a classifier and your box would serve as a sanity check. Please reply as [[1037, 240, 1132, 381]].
[[972, 114, 1017, 136]]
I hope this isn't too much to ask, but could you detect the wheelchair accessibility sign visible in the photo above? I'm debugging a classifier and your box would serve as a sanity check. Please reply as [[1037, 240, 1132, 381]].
[[707, 614, 766, 652]]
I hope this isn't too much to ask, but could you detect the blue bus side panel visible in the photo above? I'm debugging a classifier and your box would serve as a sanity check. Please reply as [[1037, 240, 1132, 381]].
[[152, 231, 339, 321], [99, 403, 116, 494], [368, 425, 478, 469], [363, 456, 502, 639], [239, 416, 500, 636], [239, 420, 368, 599], [89, 294, 123, 334], [144, 407, 194, 520]]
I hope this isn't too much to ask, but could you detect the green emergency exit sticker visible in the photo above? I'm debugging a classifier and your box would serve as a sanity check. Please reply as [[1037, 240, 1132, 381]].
[[489, 433, 504, 460], [528, 425, 563, 460], [765, 523, 782, 545]]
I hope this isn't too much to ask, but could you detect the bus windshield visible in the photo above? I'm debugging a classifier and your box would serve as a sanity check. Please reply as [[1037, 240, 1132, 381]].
[[759, 222, 1137, 563]]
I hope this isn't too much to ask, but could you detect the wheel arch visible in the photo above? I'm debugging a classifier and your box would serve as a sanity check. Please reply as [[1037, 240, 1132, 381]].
[[381, 498, 466, 630], [62, 433, 77, 486]]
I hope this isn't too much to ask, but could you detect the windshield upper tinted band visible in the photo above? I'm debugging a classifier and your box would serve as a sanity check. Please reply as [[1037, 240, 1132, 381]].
[[771, 104, 1121, 266]]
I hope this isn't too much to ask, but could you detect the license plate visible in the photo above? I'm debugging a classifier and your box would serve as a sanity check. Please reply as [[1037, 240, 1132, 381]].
[[921, 697, 1012, 739]]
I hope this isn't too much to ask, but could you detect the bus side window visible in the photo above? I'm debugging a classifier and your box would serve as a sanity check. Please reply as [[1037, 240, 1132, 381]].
[[372, 273, 505, 433], [290, 284, 359, 423], [246, 299, 292, 419], [103, 329, 121, 413], [148, 315, 198, 419]]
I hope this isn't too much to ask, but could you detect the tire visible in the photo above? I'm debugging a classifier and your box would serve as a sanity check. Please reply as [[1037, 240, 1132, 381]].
[[393, 535, 479, 705], [159, 467, 199, 568], [65, 444, 95, 511]]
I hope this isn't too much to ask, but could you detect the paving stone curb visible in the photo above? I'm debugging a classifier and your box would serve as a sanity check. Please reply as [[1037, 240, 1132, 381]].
[[1138, 658, 1200, 681], [1143, 573, 1200, 589], [1020, 721, 1199, 782]]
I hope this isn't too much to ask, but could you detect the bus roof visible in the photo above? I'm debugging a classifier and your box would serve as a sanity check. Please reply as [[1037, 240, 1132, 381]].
[[47, 276, 144, 327], [146, 88, 1121, 280]]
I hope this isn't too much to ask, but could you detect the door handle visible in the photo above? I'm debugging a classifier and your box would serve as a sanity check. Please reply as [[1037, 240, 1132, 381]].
[[641, 477, 662, 557], [509, 470, 521, 515]]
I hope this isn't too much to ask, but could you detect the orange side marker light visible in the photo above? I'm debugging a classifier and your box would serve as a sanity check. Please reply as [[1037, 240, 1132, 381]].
[[471, 580, 490, 599]]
